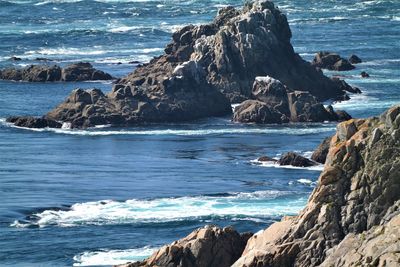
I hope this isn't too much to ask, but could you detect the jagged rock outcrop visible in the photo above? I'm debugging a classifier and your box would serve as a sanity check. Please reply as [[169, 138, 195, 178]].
[[233, 77, 351, 124], [278, 152, 317, 167], [6, 1, 357, 129], [312, 52, 356, 71], [233, 104, 400, 267], [117, 226, 252, 267], [311, 136, 332, 164], [0, 62, 113, 82]]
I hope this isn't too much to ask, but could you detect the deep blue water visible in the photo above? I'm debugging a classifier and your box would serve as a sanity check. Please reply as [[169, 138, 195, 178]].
[[0, 0, 399, 266]]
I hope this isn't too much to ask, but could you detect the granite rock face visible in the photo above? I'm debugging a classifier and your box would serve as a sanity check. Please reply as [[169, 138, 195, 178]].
[[0, 62, 113, 82], [118, 226, 252, 267], [233, 76, 351, 124], [312, 51, 356, 71], [233, 104, 400, 267]]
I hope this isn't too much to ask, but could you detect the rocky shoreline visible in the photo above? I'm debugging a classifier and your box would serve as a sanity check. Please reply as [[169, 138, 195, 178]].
[[6, 0, 359, 129], [118, 104, 400, 267]]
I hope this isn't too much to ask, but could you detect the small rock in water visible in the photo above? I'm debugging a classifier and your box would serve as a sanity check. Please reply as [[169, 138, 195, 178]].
[[257, 156, 277, 162], [312, 51, 355, 71], [278, 152, 317, 167], [361, 71, 370, 78], [9, 56, 22, 61], [348, 54, 362, 64]]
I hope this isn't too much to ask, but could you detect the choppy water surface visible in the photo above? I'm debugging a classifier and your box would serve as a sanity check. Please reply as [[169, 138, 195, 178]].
[[0, 0, 399, 266]]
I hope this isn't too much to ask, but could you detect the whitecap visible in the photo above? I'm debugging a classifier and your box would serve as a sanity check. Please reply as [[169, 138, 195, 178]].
[[12, 190, 306, 228], [250, 159, 324, 171], [73, 246, 157, 266]]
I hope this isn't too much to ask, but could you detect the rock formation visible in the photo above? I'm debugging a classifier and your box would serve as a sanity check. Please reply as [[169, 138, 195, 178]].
[[118, 226, 252, 267], [312, 52, 356, 71], [7, 1, 360, 129], [278, 152, 317, 167], [233, 104, 400, 266], [233, 76, 351, 124], [311, 136, 332, 164], [0, 62, 113, 82], [348, 54, 362, 64], [121, 104, 400, 267]]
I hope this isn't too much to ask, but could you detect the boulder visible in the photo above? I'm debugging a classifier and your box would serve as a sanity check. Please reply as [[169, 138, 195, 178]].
[[61, 62, 113, 81], [6, 116, 61, 128], [348, 54, 362, 64], [311, 136, 332, 164], [232, 104, 400, 267], [312, 52, 355, 71], [0, 62, 113, 82], [232, 100, 285, 124], [278, 152, 317, 167], [233, 77, 351, 124], [117, 226, 252, 267]]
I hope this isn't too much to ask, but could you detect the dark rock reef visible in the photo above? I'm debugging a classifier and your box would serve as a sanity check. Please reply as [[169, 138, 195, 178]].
[[122, 104, 400, 267], [312, 51, 356, 71], [6, 1, 359, 129], [0, 62, 113, 82], [118, 226, 252, 267], [232, 76, 351, 124], [278, 152, 317, 167], [6, 116, 61, 128]]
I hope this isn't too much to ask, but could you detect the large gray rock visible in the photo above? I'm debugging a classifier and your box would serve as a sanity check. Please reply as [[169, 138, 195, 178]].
[[117, 226, 252, 267], [311, 136, 332, 164]]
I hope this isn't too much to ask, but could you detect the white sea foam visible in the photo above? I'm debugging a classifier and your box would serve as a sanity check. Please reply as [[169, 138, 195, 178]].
[[11, 191, 306, 228], [250, 159, 324, 171], [0, 119, 336, 137], [24, 47, 107, 56], [296, 179, 316, 186], [73, 246, 157, 266], [332, 93, 399, 111]]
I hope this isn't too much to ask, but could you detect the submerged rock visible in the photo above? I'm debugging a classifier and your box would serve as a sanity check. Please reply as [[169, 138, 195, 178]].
[[0, 62, 113, 82], [118, 226, 252, 267], [278, 152, 316, 167], [232, 104, 400, 267], [233, 76, 351, 124], [312, 51, 355, 71]]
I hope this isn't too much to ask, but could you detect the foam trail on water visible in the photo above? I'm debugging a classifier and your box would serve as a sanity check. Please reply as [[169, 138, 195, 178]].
[[73, 246, 157, 266], [0, 119, 336, 136], [250, 159, 324, 171], [11, 191, 307, 228]]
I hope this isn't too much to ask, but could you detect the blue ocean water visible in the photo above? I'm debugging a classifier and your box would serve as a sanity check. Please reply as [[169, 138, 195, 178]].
[[0, 0, 399, 266]]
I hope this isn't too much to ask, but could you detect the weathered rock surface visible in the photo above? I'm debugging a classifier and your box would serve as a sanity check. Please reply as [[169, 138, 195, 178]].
[[117, 1, 355, 103], [312, 51, 356, 71], [278, 152, 317, 167], [117, 226, 252, 267], [0, 62, 113, 82], [311, 136, 332, 164], [233, 77, 351, 124], [233, 104, 400, 267]]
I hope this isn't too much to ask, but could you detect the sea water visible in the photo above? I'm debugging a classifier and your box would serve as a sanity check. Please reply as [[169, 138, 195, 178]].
[[0, 0, 399, 266]]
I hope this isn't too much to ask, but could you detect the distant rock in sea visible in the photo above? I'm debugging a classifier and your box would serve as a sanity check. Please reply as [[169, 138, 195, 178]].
[[312, 51, 356, 71], [0, 62, 113, 82], [124, 103, 400, 267], [7, 0, 358, 128]]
